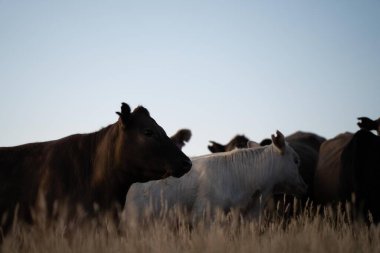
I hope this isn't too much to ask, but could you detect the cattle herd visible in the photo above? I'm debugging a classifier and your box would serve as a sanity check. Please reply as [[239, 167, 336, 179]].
[[0, 102, 379, 239]]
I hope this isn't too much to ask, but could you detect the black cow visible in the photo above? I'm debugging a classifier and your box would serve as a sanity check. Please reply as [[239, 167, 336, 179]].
[[314, 116, 380, 222], [0, 102, 192, 236], [285, 131, 326, 198], [340, 129, 380, 222]]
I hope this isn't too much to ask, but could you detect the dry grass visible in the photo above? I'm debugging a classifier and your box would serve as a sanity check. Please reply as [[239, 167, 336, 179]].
[[2, 203, 380, 253]]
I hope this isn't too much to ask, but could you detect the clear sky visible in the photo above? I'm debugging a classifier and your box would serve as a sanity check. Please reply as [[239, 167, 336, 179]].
[[0, 0, 379, 156]]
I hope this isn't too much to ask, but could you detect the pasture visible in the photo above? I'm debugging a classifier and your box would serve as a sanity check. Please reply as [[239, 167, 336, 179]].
[[2, 202, 380, 253]]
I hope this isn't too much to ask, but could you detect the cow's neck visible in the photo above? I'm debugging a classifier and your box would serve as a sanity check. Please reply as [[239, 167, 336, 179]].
[[242, 147, 281, 214], [239, 147, 276, 192], [223, 148, 273, 205], [90, 121, 129, 207]]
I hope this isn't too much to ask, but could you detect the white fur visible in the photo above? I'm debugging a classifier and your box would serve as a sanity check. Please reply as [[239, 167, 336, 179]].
[[124, 141, 306, 225]]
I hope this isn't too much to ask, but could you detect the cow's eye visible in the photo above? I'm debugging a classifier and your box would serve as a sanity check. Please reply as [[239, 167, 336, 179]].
[[294, 157, 299, 165], [144, 129, 154, 137]]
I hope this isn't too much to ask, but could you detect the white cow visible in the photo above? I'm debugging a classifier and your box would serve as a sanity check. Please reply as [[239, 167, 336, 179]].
[[124, 131, 307, 225]]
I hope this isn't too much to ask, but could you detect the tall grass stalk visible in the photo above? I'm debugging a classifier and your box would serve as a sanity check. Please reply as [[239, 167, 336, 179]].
[[2, 203, 380, 253]]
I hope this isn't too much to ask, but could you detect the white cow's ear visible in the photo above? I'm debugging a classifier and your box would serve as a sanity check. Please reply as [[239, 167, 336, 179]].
[[247, 141, 260, 149], [271, 130, 286, 154]]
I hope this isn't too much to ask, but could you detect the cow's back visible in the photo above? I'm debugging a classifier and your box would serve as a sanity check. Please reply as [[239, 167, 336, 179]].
[[0, 142, 47, 172], [286, 131, 326, 151], [0, 142, 50, 231], [124, 155, 221, 224], [0, 143, 49, 199], [124, 170, 198, 225], [0, 134, 97, 230]]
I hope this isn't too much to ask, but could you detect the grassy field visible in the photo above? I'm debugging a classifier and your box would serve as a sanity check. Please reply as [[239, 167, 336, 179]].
[[2, 204, 380, 253]]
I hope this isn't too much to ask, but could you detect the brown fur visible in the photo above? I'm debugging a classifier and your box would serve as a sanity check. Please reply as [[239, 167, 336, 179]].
[[0, 103, 192, 236], [313, 132, 353, 203]]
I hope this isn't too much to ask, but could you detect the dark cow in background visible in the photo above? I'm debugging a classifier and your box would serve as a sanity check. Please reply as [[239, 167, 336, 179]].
[[284, 131, 326, 198], [208, 135, 250, 153], [0, 102, 192, 237], [341, 129, 380, 222], [313, 132, 353, 204], [286, 131, 326, 153], [170, 129, 192, 150], [261, 131, 326, 216], [261, 131, 325, 200], [314, 116, 380, 222]]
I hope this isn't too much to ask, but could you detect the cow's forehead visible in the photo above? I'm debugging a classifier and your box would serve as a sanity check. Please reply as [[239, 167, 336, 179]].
[[129, 113, 167, 136], [129, 110, 155, 125]]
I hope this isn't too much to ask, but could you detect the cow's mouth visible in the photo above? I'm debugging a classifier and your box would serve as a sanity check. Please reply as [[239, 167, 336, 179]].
[[159, 159, 192, 179], [295, 182, 308, 196], [273, 182, 307, 197]]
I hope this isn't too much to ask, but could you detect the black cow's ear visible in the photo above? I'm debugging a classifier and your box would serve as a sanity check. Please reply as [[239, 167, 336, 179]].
[[116, 102, 131, 125]]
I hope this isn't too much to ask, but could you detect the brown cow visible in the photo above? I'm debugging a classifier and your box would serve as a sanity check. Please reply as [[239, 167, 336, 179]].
[[313, 132, 353, 204], [0, 102, 192, 236]]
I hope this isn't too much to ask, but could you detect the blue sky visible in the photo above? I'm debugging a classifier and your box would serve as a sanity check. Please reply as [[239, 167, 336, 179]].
[[0, 0, 379, 156]]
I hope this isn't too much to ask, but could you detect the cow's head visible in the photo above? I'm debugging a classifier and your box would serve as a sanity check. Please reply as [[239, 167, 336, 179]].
[[116, 103, 192, 181], [271, 130, 307, 196], [208, 135, 250, 153], [358, 117, 380, 135]]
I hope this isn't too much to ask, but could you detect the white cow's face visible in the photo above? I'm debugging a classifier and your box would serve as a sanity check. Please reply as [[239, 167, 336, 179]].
[[274, 143, 307, 196]]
